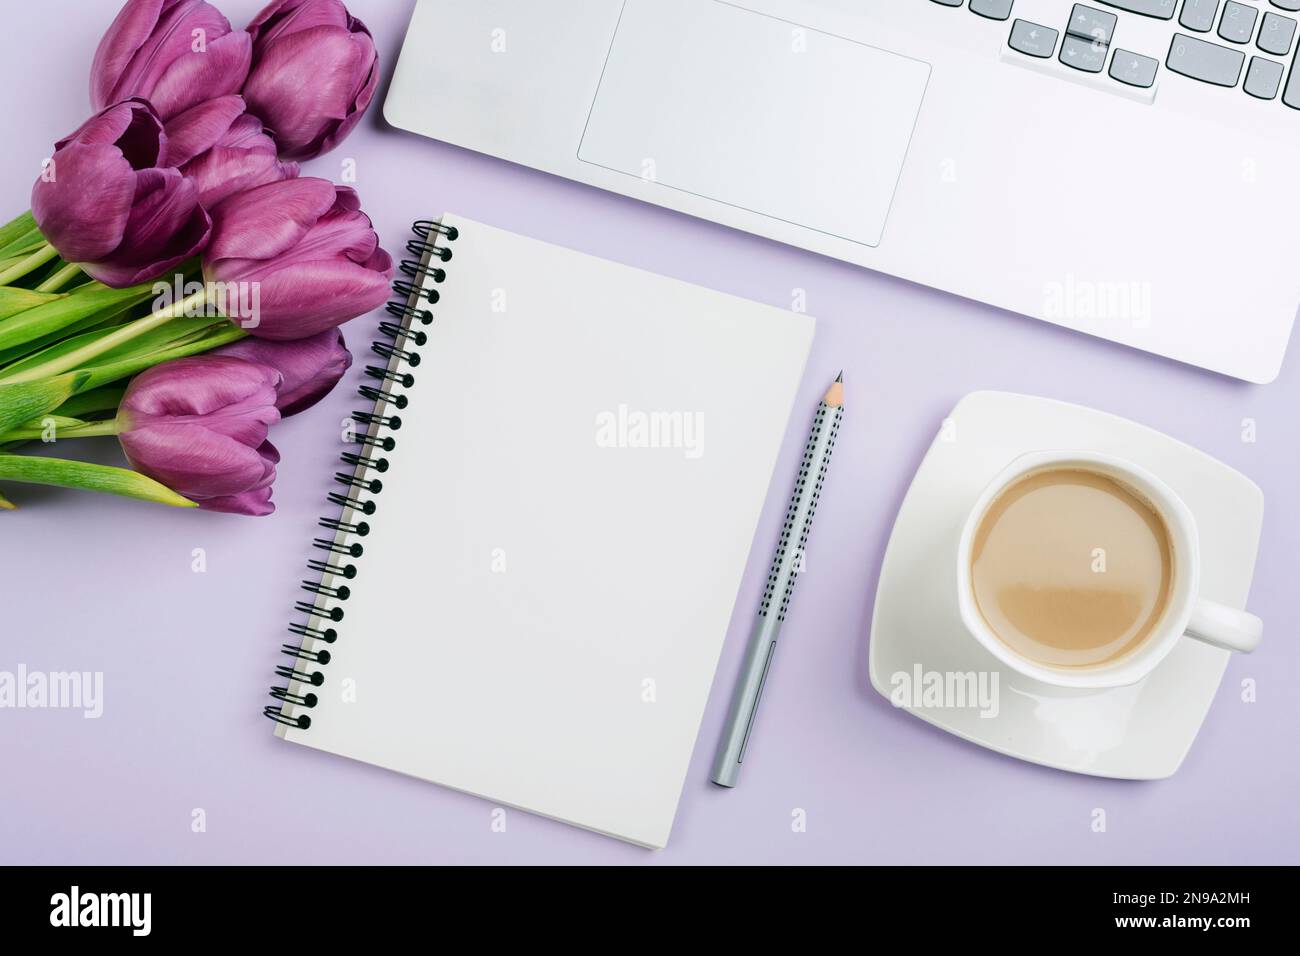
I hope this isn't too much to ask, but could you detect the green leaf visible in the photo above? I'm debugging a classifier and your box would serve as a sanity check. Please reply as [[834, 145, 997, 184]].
[[54, 385, 125, 419], [14, 414, 84, 430], [0, 237, 47, 258], [0, 313, 222, 380], [0, 453, 195, 508], [0, 211, 36, 256], [0, 280, 156, 354], [0, 210, 34, 242], [0, 371, 90, 434], [77, 324, 247, 392], [0, 286, 64, 320], [0, 303, 134, 368]]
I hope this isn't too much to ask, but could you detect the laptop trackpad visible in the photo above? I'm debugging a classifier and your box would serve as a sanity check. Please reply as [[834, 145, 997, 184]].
[[578, 0, 930, 247]]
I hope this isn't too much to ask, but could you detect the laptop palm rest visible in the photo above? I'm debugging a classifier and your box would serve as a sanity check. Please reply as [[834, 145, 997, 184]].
[[577, 0, 930, 248]]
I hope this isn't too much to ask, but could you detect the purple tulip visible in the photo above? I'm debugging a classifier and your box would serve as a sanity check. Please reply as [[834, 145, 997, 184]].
[[164, 94, 299, 207], [31, 99, 212, 288], [91, 0, 252, 121], [242, 0, 378, 161], [116, 355, 283, 516], [216, 328, 353, 416], [202, 177, 393, 340]]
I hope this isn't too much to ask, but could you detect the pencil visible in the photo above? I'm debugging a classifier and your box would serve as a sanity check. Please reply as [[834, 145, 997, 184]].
[[710, 372, 844, 788]]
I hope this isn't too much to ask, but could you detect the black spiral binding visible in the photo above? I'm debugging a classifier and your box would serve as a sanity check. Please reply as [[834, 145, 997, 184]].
[[264, 219, 459, 730]]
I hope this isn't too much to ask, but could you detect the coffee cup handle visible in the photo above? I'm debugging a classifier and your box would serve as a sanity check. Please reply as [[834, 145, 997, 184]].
[[1185, 598, 1263, 654]]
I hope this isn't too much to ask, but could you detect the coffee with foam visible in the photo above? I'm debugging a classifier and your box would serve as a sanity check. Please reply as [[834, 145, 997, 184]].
[[969, 468, 1174, 669]]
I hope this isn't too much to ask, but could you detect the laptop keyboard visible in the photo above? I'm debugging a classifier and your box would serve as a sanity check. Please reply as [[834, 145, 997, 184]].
[[931, 0, 1300, 105]]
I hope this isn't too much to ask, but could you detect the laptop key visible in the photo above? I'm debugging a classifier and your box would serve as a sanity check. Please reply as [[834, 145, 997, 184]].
[[1096, 0, 1176, 19], [1110, 49, 1160, 86], [1060, 34, 1108, 71], [1272, 0, 1300, 10], [1219, 1, 1259, 43], [1244, 56, 1286, 97], [1068, 4, 1118, 45], [1258, 12, 1297, 55], [1285, 56, 1300, 107], [1167, 33, 1246, 85], [970, 0, 1014, 19], [1179, 0, 1219, 32], [930, 0, 964, 6], [1008, 19, 1059, 57]]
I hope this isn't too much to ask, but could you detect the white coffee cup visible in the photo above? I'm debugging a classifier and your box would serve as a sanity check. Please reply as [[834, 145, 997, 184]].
[[955, 450, 1262, 689]]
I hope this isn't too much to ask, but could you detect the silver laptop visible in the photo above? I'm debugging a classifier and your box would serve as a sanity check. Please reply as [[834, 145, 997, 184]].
[[385, 0, 1300, 383]]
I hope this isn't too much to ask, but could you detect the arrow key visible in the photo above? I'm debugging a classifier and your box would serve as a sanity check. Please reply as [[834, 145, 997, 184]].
[[1067, 4, 1118, 46], [1009, 19, 1060, 58], [1109, 48, 1159, 87], [1060, 33, 1109, 72]]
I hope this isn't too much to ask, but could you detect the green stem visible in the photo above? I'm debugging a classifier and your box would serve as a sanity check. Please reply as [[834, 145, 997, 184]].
[[34, 261, 83, 293], [0, 242, 58, 285], [0, 419, 121, 442], [0, 452, 195, 508], [0, 288, 209, 385]]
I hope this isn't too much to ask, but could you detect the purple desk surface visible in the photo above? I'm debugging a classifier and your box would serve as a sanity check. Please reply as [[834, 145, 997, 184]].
[[1, 1, 1295, 865]]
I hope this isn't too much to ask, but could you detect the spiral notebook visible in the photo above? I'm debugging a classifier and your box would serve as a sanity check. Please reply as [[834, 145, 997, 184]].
[[265, 214, 814, 848]]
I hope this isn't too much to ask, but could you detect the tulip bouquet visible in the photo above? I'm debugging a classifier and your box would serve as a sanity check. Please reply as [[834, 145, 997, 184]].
[[0, 0, 390, 515]]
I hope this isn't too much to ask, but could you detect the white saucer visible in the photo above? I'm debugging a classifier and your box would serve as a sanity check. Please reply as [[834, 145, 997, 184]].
[[867, 391, 1263, 779]]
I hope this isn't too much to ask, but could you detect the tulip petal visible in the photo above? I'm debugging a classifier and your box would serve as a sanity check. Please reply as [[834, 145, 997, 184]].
[[277, 344, 351, 416], [147, 28, 252, 120], [121, 355, 280, 418], [316, 31, 378, 157], [205, 177, 336, 262], [31, 143, 136, 262], [115, 355, 282, 514], [112, 1, 232, 104], [217, 113, 280, 152], [249, 0, 350, 46], [217, 328, 352, 416], [79, 168, 212, 287], [258, 440, 282, 467], [192, 390, 281, 446], [200, 484, 275, 516], [121, 421, 276, 498], [239, 257, 394, 340], [182, 148, 297, 209], [90, 0, 168, 110], [331, 185, 360, 213], [162, 94, 245, 166], [280, 205, 376, 266], [243, 25, 364, 159], [57, 99, 165, 170], [362, 246, 392, 276]]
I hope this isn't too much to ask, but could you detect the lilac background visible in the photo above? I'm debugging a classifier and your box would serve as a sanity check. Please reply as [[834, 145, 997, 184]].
[[1, 1, 1296, 865]]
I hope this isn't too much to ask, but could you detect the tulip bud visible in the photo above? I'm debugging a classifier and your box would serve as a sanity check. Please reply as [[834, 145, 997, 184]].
[[164, 95, 299, 208], [203, 177, 393, 340], [216, 328, 352, 416], [242, 0, 378, 161], [31, 99, 212, 288], [91, 0, 252, 121], [116, 355, 282, 515]]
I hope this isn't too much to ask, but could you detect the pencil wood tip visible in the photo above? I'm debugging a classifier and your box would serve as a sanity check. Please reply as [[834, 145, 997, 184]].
[[823, 374, 844, 408]]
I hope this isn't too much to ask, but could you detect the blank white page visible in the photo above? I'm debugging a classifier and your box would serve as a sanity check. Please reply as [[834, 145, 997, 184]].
[[282, 215, 814, 847]]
